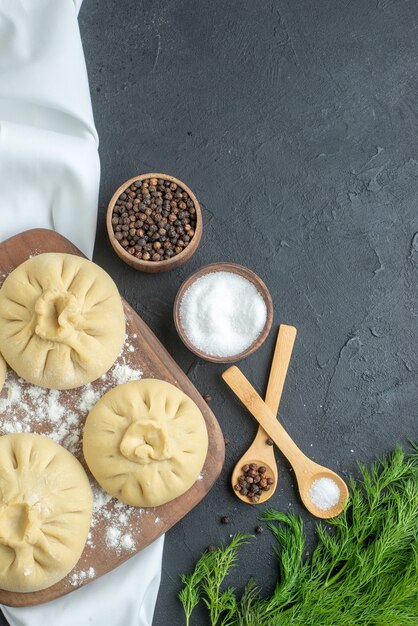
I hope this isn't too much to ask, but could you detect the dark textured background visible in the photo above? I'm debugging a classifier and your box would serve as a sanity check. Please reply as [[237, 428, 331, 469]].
[[4, 0, 418, 624], [85, 1, 418, 624]]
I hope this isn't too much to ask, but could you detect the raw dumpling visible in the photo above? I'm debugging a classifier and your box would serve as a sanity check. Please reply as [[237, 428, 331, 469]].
[[0, 433, 93, 592], [0, 253, 125, 389], [83, 379, 208, 507], [0, 353, 6, 393]]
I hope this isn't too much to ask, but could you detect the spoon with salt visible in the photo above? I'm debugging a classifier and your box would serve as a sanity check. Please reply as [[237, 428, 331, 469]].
[[230, 324, 297, 504], [223, 366, 349, 519]]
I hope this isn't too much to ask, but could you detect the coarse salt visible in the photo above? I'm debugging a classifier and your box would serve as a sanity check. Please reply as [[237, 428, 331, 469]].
[[179, 271, 267, 358], [309, 477, 340, 510]]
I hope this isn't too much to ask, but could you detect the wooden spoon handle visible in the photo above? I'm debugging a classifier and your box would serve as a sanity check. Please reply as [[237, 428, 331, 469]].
[[265, 325, 297, 415], [222, 366, 308, 469]]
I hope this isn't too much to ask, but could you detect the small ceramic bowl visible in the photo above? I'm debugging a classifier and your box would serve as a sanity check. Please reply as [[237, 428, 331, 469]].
[[106, 173, 203, 273], [173, 262, 273, 363]]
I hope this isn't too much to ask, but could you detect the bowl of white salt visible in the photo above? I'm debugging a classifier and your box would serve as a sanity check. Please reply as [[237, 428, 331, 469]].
[[174, 263, 273, 363]]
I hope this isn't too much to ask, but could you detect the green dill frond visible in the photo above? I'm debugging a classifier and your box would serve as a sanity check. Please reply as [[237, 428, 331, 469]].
[[179, 534, 252, 626], [178, 444, 418, 626], [178, 550, 212, 626], [200, 534, 252, 626]]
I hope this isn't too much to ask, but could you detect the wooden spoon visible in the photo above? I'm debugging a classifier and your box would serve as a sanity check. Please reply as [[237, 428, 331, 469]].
[[231, 325, 297, 504], [222, 367, 349, 519]]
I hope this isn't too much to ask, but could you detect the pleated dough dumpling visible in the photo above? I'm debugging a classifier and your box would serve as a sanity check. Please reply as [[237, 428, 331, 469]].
[[0, 433, 93, 592], [83, 379, 208, 507], [0, 253, 125, 389]]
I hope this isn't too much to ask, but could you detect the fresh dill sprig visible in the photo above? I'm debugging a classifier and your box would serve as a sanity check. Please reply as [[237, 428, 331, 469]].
[[200, 534, 252, 626], [178, 534, 252, 626], [178, 444, 418, 625], [178, 553, 209, 626]]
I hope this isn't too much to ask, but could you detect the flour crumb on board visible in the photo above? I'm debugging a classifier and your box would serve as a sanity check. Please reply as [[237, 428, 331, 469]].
[[94, 483, 139, 553], [105, 527, 121, 548], [105, 526, 136, 552], [69, 567, 96, 586], [121, 534, 136, 550], [92, 484, 112, 512], [111, 362, 142, 385], [77, 384, 102, 413]]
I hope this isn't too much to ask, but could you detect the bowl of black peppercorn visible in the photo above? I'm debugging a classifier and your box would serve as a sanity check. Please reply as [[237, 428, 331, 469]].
[[107, 173, 203, 273]]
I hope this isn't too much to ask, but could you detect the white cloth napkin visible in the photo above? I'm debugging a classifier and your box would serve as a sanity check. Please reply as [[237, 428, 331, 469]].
[[1, 539, 165, 626], [0, 1, 164, 625], [0, 0, 98, 258]]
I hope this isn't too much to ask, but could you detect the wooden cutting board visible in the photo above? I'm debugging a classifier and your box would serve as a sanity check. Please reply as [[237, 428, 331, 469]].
[[0, 229, 225, 607]]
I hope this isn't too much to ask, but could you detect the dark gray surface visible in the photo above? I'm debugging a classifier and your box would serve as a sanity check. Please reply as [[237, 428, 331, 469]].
[[85, 1, 418, 624], [3, 0, 418, 624]]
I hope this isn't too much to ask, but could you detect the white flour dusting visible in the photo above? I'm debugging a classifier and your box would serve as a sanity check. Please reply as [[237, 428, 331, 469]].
[[0, 337, 142, 460], [92, 484, 113, 513], [111, 362, 143, 386], [105, 527, 122, 548], [121, 534, 136, 550], [0, 329, 144, 586], [105, 526, 136, 552], [69, 567, 96, 587]]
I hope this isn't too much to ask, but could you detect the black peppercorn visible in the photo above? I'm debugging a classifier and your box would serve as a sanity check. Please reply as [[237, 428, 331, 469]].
[[234, 462, 275, 503], [111, 177, 197, 263]]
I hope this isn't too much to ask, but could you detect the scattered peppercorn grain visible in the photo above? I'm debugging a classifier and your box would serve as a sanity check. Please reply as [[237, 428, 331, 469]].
[[111, 177, 197, 262], [255, 525, 264, 534], [202, 393, 212, 403], [266, 438, 274, 446], [220, 516, 231, 525]]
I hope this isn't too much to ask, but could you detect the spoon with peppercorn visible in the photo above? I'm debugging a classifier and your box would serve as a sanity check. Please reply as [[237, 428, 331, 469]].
[[229, 324, 297, 505], [223, 365, 349, 519]]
